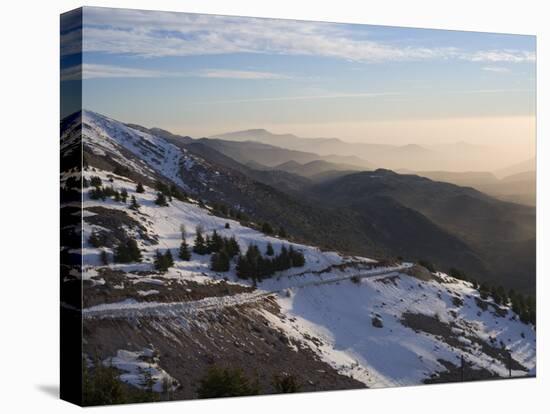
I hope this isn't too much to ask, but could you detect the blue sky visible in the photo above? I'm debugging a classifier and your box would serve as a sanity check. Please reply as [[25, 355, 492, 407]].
[[61, 7, 536, 156]]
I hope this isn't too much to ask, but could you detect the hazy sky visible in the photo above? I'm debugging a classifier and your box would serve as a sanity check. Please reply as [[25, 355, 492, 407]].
[[61, 7, 536, 160]]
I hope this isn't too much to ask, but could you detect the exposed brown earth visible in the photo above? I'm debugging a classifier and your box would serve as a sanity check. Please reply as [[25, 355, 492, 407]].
[[83, 296, 365, 400], [83, 268, 253, 308]]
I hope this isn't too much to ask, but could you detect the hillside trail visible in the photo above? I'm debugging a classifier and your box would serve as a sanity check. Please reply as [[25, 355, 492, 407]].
[[83, 264, 409, 319]]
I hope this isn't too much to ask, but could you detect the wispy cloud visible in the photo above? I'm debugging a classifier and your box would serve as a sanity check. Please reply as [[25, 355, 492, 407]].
[[469, 51, 534, 63], [195, 92, 401, 105], [194, 88, 533, 105], [61, 63, 291, 81], [198, 69, 291, 79], [65, 8, 535, 64], [482, 66, 511, 73], [61, 64, 168, 80]]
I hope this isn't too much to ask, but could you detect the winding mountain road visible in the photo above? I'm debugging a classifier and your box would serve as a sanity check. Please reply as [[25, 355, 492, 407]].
[[83, 264, 411, 320]]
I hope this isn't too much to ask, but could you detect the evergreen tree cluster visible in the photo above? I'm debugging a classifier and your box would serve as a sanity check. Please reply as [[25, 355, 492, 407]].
[[272, 374, 301, 393], [83, 358, 158, 405], [154, 249, 174, 272], [210, 250, 231, 272], [114, 239, 142, 263], [154, 192, 169, 206], [88, 180, 128, 203], [197, 366, 259, 399], [65, 176, 81, 189], [207, 230, 241, 272], [193, 228, 240, 258], [261, 222, 274, 235], [112, 165, 131, 178], [210, 202, 249, 222], [188, 227, 241, 272], [447, 267, 536, 326], [155, 180, 188, 203], [509, 290, 536, 325], [236, 244, 305, 282], [478, 283, 536, 325], [260, 221, 288, 238], [417, 259, 436, 273], [90, 176, 102, 187], [88, 230, 108, 248], [196, 366, 299, 399]]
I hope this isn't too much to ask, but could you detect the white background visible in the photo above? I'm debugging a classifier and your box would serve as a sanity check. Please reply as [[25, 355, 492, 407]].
[[0, 0, 548, 412]]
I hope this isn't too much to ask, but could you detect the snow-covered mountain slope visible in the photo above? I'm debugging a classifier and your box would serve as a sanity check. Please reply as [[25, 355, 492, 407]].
[[79, 166, 536, 395], [81, 110, 196, 190], [81, 169, 373, 289], [262, 271, 535, 387]]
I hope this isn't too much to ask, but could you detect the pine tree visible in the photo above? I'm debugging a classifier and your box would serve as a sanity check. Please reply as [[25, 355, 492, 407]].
[[261, 222, 274, 235], [154, 249, 173, 272], [103, 186, 115, 197], [100, 250, 109, 265], [225, 222, 230, 229], [289, 246, 305, 267], [193, 227, 208, 255], [245, 244, 262, 282], [120, 188, 128, 203], [266, 242, 274, 256], [225, 236, 240, 258], [136, 182, 145, 193], [170, 184, 185, 201], [179, 239, 191, 260], [129, 195, 140, 211], [89, 187, 106, 200], [278, 226, 287, 238], [115, 239, 142, 263], [205, 234, 213, 253], [257, 256, 273, 279], [154, 250, 163, 271], [165, 249, 174, 268], [90, 176, 102, 188], [236, 255, 251, 279], [275, 245, 291, 271], [211, 250, 230, 272], [114, 191, 121, 202], [197, 366, 259, 399], [155, 192, 169, 206], [210, 230, 223, 252]]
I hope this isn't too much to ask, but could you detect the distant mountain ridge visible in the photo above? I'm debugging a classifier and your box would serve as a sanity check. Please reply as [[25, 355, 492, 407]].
[[311, 169, 535, 293], [407, 168, 535, 207], [494, 157, 536, 179], [270, 159, 364, 178], [212, 128, 518, 171], [194, 137, 375, 169]]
